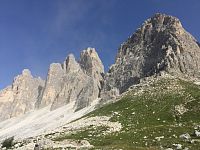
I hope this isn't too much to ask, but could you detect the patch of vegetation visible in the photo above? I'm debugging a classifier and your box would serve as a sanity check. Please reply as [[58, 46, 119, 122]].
[[1, 136, 14, 149], [52, 78, 200, 150], [53, 126, 109, 143]]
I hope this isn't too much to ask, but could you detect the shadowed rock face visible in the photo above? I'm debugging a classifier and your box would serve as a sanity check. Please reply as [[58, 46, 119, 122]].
[[38, 48, 104, 111], [102, 13, 200, 97], [0, 69, 45, 121]]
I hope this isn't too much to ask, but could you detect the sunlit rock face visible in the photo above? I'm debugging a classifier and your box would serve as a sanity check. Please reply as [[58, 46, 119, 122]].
[[37, 63, 66, 108], [0, 48, 104, 121], [1, 13, 200, 122], [80, 47, 104, 90], [37, 48, 104, 111], [0, 69, 44, 121], [101, 13, 200, 99]]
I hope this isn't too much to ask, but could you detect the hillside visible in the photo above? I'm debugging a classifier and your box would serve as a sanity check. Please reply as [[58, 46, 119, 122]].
[[41, 76, 200, 150], [4, 75, 200, 150]]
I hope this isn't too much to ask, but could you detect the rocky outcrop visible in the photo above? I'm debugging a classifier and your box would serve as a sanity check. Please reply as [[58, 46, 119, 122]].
[[37, 63, 65, 108], [0, 86, 14, 120], [80, 48, 104, 89], [38, 48, 104, 111], [1, 13, 200, 122], [0, 48, 104, 121], [0, 69, 44, 121], [102, 13, 200, 98]]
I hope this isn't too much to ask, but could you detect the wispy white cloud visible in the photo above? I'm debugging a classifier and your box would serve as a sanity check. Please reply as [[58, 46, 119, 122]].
[[52, 1, 92, 35]]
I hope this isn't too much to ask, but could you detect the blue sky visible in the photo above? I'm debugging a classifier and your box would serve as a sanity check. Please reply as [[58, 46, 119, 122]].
[[0, 0, 200, 89]]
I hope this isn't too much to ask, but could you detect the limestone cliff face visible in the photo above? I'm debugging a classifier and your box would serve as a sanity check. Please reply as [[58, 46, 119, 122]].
[[0, 69, 44, 121], [101, 13, 200, 98], [38, 48, 104, 111], [80, 48, 104, 89], [0, 48, 104, 121], [0, 86, 14, 120], [1, 13, 200, 122], [38, 63, 65, 108]]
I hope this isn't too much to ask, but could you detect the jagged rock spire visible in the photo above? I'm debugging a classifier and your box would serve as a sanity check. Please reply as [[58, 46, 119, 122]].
[[0, 69, 45, 121], [38, 63, 65, 108], [63, 54, 81, 73], [22, 69, 32, 77], [80, 47, 104, 89], [38, 48, 104, 111]]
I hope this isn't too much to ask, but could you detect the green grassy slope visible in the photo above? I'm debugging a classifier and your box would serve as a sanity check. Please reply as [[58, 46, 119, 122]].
[[53, 77, 200, 150]]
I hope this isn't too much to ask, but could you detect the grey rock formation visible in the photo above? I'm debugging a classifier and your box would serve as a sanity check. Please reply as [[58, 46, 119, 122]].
[[0, 69, 44, 121], [0, 86, 14, 120], [80, 47, 104, 90], [0, 48, 104, 121], [1, 13, 200, 122], [38, 63, 65, 108], [38, 48, 104, 111], [102, 13, 200, 98]]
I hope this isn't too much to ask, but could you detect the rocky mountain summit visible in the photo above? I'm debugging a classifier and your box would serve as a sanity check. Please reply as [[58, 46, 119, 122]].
[[0, 13, 200, 149], [102, 13, 200, 98], [0, 69, 44, 121], [0, 48, 104, 121], [38, 47, 104, 111], [1, 13, 200, 121]]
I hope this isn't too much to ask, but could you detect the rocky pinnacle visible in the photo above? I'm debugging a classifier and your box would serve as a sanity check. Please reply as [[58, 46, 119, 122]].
[[101, 13, 200, 99], [0, 69, 44, 121]]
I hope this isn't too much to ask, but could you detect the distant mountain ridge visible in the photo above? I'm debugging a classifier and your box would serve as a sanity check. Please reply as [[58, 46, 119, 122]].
[[0, 13, 200, 122]]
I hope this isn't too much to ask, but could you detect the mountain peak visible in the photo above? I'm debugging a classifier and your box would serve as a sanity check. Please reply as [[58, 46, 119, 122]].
[[64, 53, 81, 73], [1, 12, 200, 150], [148, 13, 182, 27], [66, 53, 76, 61], [102, 14, 200, 96], [80, 48, 104, 89], [22, 69, 32, 77], [83, 47, 96, 53], [81, 48, 102, 63], [152, 13, 179, 20]]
